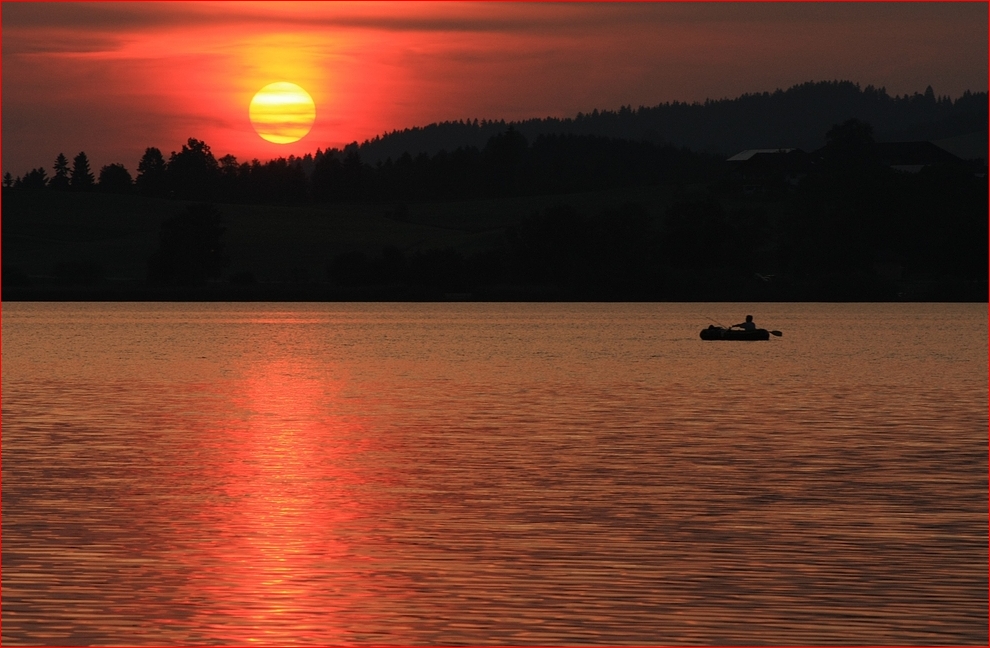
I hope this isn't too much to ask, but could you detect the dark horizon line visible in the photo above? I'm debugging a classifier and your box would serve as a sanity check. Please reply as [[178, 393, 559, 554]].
[[5, 78, 987, 178]]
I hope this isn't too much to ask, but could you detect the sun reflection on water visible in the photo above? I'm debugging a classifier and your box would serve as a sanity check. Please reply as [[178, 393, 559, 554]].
[[153, 358, 389, 644], [1, 303, 985, 645]]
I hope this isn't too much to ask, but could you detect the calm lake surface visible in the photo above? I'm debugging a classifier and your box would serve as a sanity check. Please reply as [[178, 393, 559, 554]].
[[2, 302, 986, 645]]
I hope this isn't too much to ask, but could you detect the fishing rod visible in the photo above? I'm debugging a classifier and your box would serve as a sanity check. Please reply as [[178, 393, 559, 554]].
[[703, 315, 728, 328], [703, 314, 782, 337]]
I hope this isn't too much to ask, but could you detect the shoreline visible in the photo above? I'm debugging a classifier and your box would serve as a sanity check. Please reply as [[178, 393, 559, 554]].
[[3, 281, 985, 303]]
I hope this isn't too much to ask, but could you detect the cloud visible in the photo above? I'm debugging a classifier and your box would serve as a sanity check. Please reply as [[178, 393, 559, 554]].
[[4, 1, 985, 36], [2, 32, 127, 56], [2, 2, 986, 176], [1, 2, 629, 37]]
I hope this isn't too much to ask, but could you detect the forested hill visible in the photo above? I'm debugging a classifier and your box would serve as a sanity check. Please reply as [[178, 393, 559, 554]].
[[355, 80, 988, 162]]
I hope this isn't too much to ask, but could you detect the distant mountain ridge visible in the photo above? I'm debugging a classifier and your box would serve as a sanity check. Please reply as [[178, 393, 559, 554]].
[[346, 80, 987, 163]]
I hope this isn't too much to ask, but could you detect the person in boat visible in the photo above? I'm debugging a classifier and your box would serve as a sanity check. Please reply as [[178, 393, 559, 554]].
[[732, 315, 757, 331]]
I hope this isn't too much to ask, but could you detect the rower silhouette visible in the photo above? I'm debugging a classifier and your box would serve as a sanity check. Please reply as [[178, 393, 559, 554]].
[[732, 315, 756, 331]]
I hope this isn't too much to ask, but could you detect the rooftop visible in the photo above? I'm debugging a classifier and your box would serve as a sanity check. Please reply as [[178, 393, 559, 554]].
[[726, 149, 796, 162]]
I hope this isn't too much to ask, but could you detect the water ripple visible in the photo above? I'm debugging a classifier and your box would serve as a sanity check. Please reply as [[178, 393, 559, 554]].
[[3, 302, 986, 644]]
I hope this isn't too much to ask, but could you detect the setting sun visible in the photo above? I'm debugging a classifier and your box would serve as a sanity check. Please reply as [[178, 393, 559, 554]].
[[249, 82, 316, 144]]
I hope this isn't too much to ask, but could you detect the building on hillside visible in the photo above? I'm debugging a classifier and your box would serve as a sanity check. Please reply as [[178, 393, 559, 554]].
[[872, 141, 968, 173], [726, 148, 811, 195], [727, 141, 979, 194]]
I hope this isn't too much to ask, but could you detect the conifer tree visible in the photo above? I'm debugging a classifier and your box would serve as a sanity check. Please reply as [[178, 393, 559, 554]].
[[50, 153, 70, 190], [70, 151, 95, 190], [21, 167, 49, 189], [136, 147, 168, 197]]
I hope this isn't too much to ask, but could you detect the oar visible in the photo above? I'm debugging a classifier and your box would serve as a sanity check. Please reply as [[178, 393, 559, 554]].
[[706, 314, 781, 337]]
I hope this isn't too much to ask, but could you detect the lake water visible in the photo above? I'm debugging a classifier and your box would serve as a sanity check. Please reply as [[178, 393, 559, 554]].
[[2, 302, 986, 645]]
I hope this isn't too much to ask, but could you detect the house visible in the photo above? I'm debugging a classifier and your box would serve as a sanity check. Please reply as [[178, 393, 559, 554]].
[[727, 141, 974, 194], [872, 141, 968, 173], [726, 148, 811, 194]]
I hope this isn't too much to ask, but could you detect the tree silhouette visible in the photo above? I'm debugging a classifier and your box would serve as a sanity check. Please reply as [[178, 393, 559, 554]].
[[484, 126, 529, 195], [311, 149, 344, 202], [98, 163, 134, 194], [136, 147, 167, 197], [310, 144, 373, 201], [147, 203, 228, 285], [21, 167, 49, 189], [167, 138, 219, 200], [823, 118, 877, 164], [50, 153, 70, 191], [70, 152, 95, 190], [3, 172, 12, 188], [217, 154, 241, 200], [255, 157, 309, 203]]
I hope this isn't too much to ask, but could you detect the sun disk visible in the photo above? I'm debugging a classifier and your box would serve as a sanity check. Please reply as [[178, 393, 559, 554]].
[[249, 82, 316, 144]]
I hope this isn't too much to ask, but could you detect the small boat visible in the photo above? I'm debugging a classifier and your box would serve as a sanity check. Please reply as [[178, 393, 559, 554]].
[[700, 325, 771, 341]]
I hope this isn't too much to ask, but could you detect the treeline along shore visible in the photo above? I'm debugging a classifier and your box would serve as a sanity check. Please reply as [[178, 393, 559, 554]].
[[3, 81, 987, 301]]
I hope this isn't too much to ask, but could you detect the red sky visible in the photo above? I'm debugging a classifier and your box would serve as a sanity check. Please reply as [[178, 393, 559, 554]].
[[2, 1, 987, 176]]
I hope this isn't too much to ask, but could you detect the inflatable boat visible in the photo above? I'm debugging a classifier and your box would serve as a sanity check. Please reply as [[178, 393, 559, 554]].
[[700, 325, 771, 341]]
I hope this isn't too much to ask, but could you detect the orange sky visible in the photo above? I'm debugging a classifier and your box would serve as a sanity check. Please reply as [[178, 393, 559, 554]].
[[2, 1, 987, 176]]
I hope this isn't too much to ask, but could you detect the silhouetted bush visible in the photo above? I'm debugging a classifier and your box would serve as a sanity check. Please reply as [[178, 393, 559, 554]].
[[98, 163, 133, 194]]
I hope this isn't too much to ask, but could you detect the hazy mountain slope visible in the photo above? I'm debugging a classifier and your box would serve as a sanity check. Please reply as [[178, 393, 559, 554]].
[[351, 80, 987, 162]]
